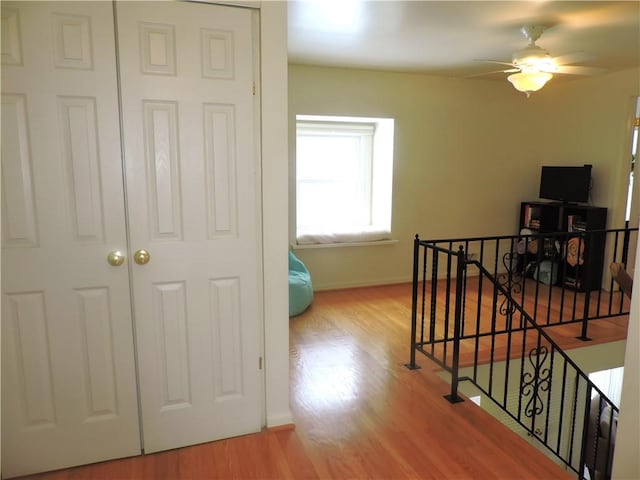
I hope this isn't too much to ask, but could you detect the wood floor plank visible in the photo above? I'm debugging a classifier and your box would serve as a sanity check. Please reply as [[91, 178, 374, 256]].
[[16, 281, 624, 479]]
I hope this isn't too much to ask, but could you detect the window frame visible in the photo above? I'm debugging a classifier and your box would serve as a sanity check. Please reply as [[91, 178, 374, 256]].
[[294, 114, 394, 246]]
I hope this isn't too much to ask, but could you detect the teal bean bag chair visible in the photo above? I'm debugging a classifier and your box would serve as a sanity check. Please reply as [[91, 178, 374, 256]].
[[289, 251, 313, 316]]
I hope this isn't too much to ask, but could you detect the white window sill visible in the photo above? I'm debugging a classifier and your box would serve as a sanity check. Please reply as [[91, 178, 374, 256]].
[[292, 239, 399, 250]]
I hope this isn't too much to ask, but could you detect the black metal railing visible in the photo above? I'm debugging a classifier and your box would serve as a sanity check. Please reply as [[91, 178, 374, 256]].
[[407, 228, 635, 479]]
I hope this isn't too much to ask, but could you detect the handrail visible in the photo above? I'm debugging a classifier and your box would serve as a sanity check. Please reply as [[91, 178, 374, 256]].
[[419, 227, 633, 245], [418, 228, 635, 338]]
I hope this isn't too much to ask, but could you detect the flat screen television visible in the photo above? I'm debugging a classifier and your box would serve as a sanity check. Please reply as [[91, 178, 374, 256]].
[[539, 164, 592, 203]]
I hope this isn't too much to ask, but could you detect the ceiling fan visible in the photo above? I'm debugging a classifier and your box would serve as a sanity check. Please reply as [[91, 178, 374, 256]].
[[477, 25, 604, 97]]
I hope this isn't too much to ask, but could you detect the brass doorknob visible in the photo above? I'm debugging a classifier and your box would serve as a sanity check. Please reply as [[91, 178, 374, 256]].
[[134, 249, 151, 265], [107, 250, 125, 267]]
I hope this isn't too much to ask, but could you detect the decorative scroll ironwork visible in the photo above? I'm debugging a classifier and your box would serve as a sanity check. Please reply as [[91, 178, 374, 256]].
[[497, 252, 523, 316], [521, 345, 551, 418]]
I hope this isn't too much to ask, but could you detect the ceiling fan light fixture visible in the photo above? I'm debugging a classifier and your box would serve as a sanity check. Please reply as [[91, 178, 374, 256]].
[[513, 46, 557, 73], [507, 71, 553, 97], [537, 57, 558, 73]]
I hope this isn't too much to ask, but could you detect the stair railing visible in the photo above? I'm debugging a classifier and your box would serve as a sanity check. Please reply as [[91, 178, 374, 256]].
[[407, 230, 635, 479]]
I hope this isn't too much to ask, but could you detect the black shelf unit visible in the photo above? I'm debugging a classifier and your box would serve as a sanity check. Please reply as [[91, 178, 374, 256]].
[[519, 201, 607, 291]]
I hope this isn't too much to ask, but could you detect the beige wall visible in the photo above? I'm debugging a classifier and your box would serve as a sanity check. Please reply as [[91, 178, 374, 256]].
[[288, 65, 640, 290], [530, 68, 640, 228], [289, 64, 538, 289], [531, 68, 640, 285]]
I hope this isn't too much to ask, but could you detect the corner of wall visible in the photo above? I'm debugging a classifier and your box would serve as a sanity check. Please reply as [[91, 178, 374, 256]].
[[612, 233, 640, 479], [260, 1, 293, 429]]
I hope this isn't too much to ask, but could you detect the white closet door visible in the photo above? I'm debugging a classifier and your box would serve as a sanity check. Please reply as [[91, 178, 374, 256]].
[[116, 2, 263, 452], [1, 2, 141, 477]]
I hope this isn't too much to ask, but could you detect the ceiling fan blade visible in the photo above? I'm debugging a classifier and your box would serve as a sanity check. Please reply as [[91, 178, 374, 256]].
[[555, 65, 607, 76], [553, 52, 595, 66], [465, 68, 519, 78], [474, 59, 517, 68]]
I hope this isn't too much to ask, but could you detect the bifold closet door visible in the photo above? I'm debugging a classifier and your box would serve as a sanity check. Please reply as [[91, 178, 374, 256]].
[[116, 2, 263, 453], [2, 1, 264, 475], [1, 2, 141, 477]]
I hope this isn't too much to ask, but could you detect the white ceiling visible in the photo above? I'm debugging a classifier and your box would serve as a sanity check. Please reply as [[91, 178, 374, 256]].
[[288, 1, 640, 81]]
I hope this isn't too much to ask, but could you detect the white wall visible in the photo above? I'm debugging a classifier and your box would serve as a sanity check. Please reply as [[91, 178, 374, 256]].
[[260, 1, 292, 427]]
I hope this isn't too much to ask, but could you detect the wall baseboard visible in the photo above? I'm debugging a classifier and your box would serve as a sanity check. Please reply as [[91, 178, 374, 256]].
[[312, 276, 412, 292], [266, 411, 295, 428]]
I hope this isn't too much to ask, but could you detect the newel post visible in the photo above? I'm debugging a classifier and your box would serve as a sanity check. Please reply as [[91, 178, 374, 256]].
[[406, 234, 421, 370], [445, 245, 465, 403]]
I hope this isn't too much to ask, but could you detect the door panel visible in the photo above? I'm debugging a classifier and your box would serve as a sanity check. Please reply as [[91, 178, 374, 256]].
[[1, 93, 38, 247], [116, 1, 263, 453], [1, 2, 141, 477]]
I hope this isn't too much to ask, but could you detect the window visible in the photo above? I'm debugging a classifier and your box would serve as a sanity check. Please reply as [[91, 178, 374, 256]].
[[295, 115, 394, 245], [625, 98, 639, 222], [589, 367, 624, 407]]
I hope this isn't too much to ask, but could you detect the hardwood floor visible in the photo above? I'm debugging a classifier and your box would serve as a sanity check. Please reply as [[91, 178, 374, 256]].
[[18, 282, 628, 480]]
